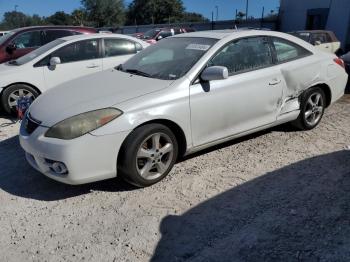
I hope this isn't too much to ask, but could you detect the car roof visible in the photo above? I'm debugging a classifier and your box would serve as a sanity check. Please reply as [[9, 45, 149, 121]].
[[11, 25, 96, 33], [172, 29, 290, 40], [61, 33, 148, 44]]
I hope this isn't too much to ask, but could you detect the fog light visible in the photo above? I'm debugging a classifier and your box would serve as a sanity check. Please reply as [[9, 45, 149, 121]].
[[45, 159, 68, 175]]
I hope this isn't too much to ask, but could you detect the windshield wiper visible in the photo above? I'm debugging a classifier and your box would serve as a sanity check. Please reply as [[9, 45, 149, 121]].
[[124, 68, 152, 78]]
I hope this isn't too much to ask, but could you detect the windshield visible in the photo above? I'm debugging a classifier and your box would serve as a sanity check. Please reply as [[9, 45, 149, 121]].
[[120, 37, 218, 80], [0, 31, 15, 45], [291, 32, 310, 42], [143, 29, 161, 39], [13, 39, 66, 66]]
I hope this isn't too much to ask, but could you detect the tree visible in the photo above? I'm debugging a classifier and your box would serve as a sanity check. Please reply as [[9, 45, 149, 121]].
[[81, 0, 125, 27], [71, 9, 88, 26], [45, 11, 72, 25], [236, 11, 246, 20], [31, 14, 44, 26], [2, 11, 30, 29], [126, 0, 184, 25]]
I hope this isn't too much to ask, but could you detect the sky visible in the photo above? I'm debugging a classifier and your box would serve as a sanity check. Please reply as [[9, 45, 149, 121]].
[[0, 0, 280, 21]]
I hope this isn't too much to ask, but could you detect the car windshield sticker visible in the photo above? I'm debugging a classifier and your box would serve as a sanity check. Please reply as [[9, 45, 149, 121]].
[[186, 44, 211, 51]]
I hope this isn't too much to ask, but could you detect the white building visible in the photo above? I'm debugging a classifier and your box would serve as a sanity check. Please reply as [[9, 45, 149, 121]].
[[280, 0, 350, 51]]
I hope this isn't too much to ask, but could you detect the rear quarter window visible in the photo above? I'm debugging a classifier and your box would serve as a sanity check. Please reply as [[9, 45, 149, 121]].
[[272, 37, 312, 63]]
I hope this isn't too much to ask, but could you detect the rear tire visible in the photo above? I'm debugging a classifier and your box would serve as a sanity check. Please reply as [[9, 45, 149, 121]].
[[118, 124, 178, 187], [1, 84, 39, 115], [292, 87, 326, 130]]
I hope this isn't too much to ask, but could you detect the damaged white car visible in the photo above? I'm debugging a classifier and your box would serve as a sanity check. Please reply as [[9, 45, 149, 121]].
[[20, 30, 348, 187]]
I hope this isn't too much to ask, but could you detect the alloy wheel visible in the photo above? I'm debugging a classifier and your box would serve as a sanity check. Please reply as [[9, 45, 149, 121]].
[[136, 132, 174, 180], [304, 92, 324, 126], [7, 89, 34, 110]]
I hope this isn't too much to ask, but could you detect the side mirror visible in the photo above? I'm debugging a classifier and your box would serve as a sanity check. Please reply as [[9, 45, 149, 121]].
[[6, 44, 16, 54], [49, 57, 61, 67], [156, 35, 163, 41], [314, 40, 321, 46], [201, 66, 229, 81]]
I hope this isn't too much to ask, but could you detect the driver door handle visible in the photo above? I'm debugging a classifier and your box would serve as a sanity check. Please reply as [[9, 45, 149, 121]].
[[87, 64, 100, 69], [269, 79, 281, 86]]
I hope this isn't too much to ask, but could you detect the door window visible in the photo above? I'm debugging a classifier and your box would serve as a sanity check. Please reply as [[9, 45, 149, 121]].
[[158, 31, 173, 39], [272, 37, 311, 63], [43, 30, 78, 44], [13, 31, 42, 49], [51, 39, 100, 64], [209, 37, 273, 74], [311, 33, 328, 44], [104, 39, 137, 57]]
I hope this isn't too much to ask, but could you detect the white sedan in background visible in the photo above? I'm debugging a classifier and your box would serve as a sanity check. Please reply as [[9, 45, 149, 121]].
[[20, 30, 347, 187], [0, 34, 149, 113]]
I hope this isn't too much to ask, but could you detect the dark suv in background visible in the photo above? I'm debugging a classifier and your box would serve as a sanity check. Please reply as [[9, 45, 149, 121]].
[[0, 26, 97, 64]]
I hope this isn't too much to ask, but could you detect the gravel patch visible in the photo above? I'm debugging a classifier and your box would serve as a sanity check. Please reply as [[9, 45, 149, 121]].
[[0, 95, 349, 261]]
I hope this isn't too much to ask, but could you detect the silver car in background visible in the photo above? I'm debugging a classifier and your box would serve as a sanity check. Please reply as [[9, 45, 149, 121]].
[[20, 30, 348, 187]]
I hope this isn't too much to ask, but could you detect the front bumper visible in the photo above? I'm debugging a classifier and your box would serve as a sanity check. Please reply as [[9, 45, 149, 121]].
[[19, 122, 129, 185]]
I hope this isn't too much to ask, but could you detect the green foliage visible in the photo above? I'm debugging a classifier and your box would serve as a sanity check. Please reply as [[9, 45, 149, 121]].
[[0, 0, 212, 30], [45, 11, 72, 25], [1, 11, 41, 29], [81, 0, 125, 27], [236, 11, 246, 20], [71, 9, 88, 26], [126, 0, 185, 25]]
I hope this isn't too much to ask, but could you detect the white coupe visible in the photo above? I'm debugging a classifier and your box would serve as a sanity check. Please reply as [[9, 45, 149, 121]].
[[20, 30, 348, 187], [0, 34, 149, 113]]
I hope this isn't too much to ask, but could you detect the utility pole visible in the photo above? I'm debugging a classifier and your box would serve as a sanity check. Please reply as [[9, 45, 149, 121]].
[[262, 6, 265, 20], [211, 11, 214, 30], [14, 5, 18, 12], [246, 0, 249, 21], [215, 5, 219, 21]]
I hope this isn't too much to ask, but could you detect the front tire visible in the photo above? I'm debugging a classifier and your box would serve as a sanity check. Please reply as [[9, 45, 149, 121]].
[[1, 84, 39, 114], [118, 124, 178, 187], [292, 87, 326, 130]]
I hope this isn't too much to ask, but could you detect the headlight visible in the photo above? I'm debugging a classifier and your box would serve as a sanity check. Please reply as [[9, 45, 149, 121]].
[[45, 108, 123, 140]]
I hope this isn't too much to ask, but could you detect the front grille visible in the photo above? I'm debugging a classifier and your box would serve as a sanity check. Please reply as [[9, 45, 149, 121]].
[[25, 114, 41, 135]]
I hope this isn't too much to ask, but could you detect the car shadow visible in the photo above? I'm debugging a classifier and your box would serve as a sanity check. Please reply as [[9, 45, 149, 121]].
[[0, 136, 136, 201], [152, 150, 350, 262], [0, 120, 296, 202], [180, 124, 296, 162]]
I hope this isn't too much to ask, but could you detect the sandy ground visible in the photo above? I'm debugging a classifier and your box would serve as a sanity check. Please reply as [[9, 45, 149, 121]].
[[0, 95, 349, 262]]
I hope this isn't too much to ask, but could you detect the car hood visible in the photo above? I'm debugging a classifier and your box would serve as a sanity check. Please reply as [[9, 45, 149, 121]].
[[0, 63, 24, 79], [29, 69, 174, 127]]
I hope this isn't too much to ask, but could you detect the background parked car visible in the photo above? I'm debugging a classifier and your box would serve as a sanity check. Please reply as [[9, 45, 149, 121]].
[[289, 30, 342, 55], [341, 52, 350, 92], [141, 27, 195, 44], [0, 26, 97, 64], [0, 34, 148, 114], [0, 31, 9, 37]]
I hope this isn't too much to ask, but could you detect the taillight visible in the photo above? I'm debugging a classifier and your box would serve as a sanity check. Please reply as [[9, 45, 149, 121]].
[[334, 58, 345, 69]]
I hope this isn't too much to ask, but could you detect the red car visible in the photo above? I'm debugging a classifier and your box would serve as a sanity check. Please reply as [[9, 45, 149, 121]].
[[141, 27, 195, 44], [0, 26, 97, 64]]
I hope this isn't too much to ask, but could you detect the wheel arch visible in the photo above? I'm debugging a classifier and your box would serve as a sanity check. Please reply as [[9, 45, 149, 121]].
[[307, 83, 332, 108], [1, 82, 42, 96], [117, 118, 188, 164]]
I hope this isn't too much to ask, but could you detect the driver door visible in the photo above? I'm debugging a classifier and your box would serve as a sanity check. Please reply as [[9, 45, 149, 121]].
[[190, 36, 284, 146], [6, 30, 43, 61], [41, 39, 103, 89]]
